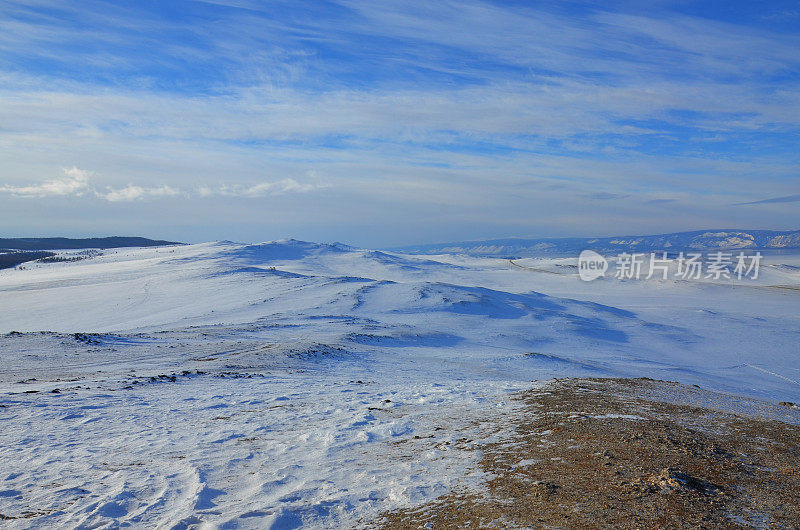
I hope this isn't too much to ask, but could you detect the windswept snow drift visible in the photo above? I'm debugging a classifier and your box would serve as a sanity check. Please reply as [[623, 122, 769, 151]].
[[0, 240, 798, 527]]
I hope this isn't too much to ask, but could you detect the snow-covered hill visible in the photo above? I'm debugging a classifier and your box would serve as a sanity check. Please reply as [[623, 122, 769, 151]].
[[1, 239, 798, 527], [2, 238, 799, 396]]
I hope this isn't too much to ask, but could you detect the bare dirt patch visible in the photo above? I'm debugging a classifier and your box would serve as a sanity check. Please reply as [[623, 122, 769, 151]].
[[377, 378, 800, 529]]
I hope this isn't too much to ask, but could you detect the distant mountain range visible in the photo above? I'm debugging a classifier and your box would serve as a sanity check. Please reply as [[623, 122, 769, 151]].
[[0, 237, 182, 252], [391, 230, 800, 257]]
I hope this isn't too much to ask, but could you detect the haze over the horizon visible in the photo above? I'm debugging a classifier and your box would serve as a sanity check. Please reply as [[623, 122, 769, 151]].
[[1, 0, 798, 247]]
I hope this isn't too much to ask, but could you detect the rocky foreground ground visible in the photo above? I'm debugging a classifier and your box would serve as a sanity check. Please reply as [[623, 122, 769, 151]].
[[378, 378, 800, 529]]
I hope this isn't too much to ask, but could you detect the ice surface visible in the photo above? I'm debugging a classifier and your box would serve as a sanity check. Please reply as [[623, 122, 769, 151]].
[[0, 240, 798, 527]]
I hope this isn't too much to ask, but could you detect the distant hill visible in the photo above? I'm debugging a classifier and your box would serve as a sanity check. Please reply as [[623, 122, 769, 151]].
[[391, 230, 800, 257], [0, 237, 183, 251]]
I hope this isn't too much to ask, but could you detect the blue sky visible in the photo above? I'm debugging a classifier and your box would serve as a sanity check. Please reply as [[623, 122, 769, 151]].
[[0, 0, 798, 246]]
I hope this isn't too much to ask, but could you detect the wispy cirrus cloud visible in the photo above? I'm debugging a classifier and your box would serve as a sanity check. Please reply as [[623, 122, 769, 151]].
[[0, 0, 798, 244], [587, 192, 630, 201], [99, 184, 182, 202], [198, 179, 326, 198], [737, 194, 800, 205]]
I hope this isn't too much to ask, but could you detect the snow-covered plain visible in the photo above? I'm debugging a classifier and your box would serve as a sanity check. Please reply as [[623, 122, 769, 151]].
[[1, 240, 798, 527]]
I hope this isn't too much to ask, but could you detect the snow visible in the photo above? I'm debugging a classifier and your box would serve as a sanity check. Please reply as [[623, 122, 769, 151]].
[[0, 240, 798, 527], [0, 371, 521, 528]]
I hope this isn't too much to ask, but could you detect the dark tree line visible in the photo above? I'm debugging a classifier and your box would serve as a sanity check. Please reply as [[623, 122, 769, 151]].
[[0, 251, 55, 270], [0, 236, 182, 251]]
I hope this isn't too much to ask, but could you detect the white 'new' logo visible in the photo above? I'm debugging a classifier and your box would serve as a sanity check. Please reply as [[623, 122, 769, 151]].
[[578, 250, 607, 281]]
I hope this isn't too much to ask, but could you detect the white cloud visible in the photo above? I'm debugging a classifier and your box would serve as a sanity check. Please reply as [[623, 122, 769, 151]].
[[0, 166, 91, 197], [0, 167, 184, 202], [200, 179, 326, 198], [238, 179, 322, 197], [0, 0, 798, 241], [0, 168, 323, 202], [99, 184, 182, 202]]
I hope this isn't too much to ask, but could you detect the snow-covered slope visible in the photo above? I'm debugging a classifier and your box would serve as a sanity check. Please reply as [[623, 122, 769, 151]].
[[2, 239, 799, 396], [1, 240, 798, 528], [0, 239, 797, 386]]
